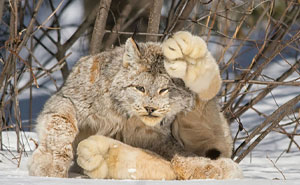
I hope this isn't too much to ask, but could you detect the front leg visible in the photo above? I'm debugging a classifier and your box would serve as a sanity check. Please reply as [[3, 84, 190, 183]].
[[162, 31, 222, 100], [77, 135, 176, 180], [28, 98, 78, 177]]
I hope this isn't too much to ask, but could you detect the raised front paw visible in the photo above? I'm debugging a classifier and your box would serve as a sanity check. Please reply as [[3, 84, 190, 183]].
[[162, 31, 208, 79], [28, 144, 74, 178], [162, 31, 221, 99], [171, 155, 243, 180], [163, 31, 207, 62]]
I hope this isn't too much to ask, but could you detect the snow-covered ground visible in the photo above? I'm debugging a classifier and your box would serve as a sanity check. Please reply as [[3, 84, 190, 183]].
[[0, 128, 299, 184]]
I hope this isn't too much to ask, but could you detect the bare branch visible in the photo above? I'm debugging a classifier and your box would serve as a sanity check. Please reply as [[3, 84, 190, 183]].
[[104, 3, 133, 48], [16, 0, 44, 54], [0, 0, 4, 21], [105, 30, 164, 36], [172, 0, 197, 32], [162, 0, 189, 40], [234, 94, 300, 163], [89, 0, 112, 54], [266, 155, 286, 180], [230, 60, 300, 122], [223, 79, 300, 86], [146, 0, 163, 42]]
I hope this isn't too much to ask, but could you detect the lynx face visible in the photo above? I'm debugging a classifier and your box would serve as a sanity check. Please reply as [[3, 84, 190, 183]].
[[110, 39, 195, 127]]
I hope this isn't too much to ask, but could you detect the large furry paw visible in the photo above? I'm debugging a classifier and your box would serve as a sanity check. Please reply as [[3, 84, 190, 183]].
[[28, 147, 54, 177], [77, 135, 176, 180], [77, 135, 112, 179], [171, 155, 243, 180], [28, 146, 70, 178], [162, 31, 221, 100]]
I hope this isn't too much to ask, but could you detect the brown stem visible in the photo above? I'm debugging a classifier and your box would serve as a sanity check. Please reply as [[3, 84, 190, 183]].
[[146, 0, 163, 42], [89, 0, 112, 55], [172, 0, 197, 32], [0, 0, 5, 21], [162, 0, 189, 40], [223, 79, 300, 86], [15, 0, 44, 54], [105, 3, 133, 48]]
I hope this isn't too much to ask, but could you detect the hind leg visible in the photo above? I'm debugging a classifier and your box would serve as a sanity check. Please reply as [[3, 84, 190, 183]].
[[77, 135, 176, 180], [171, 155, 243, 179], [28, 97, 78, 177]]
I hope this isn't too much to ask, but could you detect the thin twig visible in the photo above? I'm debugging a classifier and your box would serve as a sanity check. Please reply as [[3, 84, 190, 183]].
[[287, 110, 300, 152], [223, 79, 300, 86], [105, 2, 133, 48], [36, 0, 64, 31], [15, 0, 44, 54], [162, 0, 189, 40], [266, 155, 286, 180], [105, 30, 164, 36]]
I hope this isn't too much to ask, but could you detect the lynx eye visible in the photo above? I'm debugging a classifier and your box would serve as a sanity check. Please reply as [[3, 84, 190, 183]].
[[135, 86, 145, 93], [159, 88, 169, 95]]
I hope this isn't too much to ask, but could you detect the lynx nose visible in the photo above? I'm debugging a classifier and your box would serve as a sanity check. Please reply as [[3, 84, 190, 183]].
[[144, 106, 156, 115]]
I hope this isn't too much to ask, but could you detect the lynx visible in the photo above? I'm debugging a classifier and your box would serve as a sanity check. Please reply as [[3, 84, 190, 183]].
[[28, 31, 242, 179]]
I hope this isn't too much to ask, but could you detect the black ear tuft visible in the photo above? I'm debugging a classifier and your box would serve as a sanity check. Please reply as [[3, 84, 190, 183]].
[[131, 37, 140, 53], [205, 148, 221, 160], [132, 18, 142, 40]]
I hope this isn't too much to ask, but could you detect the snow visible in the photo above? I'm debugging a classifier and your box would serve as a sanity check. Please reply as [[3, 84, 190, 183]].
[[128, 168, 137, 173], [1, 177, 300, 185], [1, 129, 300, 184]]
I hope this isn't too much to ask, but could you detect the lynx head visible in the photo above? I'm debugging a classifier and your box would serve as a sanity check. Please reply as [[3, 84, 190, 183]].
[[110, 38, 195, 127]]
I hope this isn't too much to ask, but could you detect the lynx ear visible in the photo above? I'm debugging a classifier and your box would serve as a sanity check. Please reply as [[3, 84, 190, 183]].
[[123, 38, 141, 68]]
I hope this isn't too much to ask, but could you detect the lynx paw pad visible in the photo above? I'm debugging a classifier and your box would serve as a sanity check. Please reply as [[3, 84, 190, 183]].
[[162, 31, 207, 63], [162, 31, 210, 84], [162, 31, 221, 99], [163, 60, 187, 79]]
